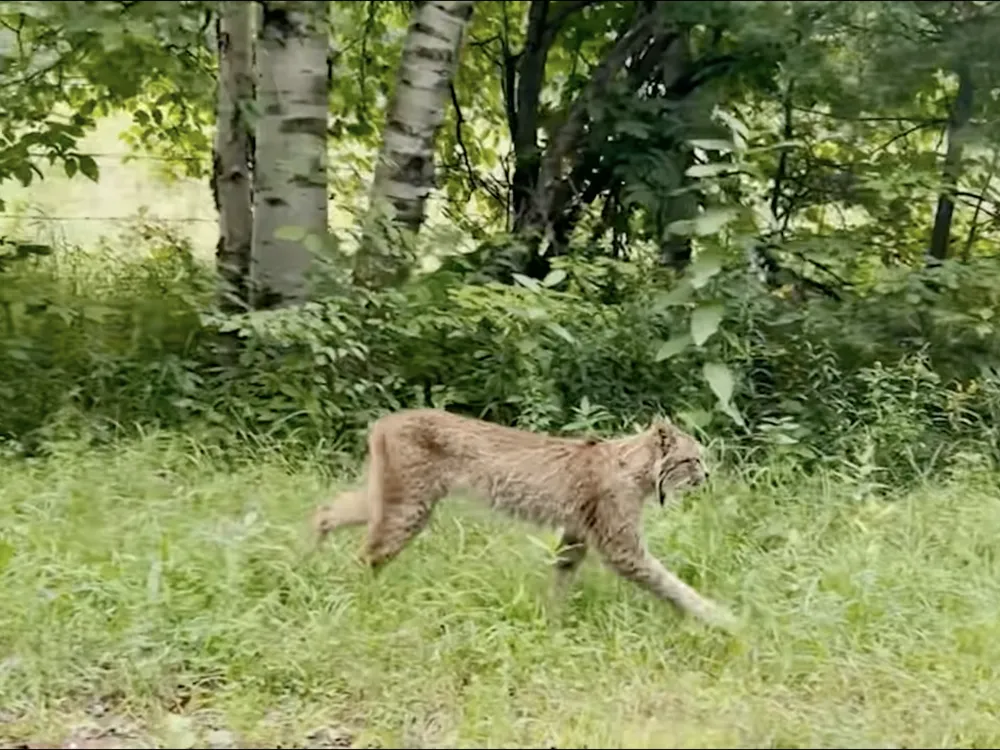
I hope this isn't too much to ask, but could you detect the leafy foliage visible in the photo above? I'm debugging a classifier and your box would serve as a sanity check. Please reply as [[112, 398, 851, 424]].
[[3, 218, 999, 489], [2, 0, 1000, 488]]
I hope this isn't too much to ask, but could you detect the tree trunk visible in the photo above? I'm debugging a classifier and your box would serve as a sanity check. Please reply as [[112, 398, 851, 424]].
[[252, 0, 330, 309], [527, 11, 660, 245], [509, 0, 551, 233], [927, 62, 974, 266], [213, 0, 255, 313], [353, 0, 475, 289]]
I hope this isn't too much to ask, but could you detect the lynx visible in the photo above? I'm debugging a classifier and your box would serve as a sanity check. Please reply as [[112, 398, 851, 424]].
[[312, 408, 735, 629]]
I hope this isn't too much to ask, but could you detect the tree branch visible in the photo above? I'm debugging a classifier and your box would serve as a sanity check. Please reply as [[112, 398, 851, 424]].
[[757, 243, 847, 301], [449, 82, 477, 190], [541, 0, 602, 43], [962, 153, 997, 261], [790, 106, 942, 124], [770, 78, 794, 232], [448, 82, 505, 207], [529, 12, 663, 234], [868, 121, 943, 157]]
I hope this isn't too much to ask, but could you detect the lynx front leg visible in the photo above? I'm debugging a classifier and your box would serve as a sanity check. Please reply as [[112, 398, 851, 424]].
[[597, 534, 736, 631]]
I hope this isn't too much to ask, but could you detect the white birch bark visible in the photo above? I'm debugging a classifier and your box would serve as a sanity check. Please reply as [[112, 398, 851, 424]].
[[354, 0, 474, 287], [252, 0, 329, 308]]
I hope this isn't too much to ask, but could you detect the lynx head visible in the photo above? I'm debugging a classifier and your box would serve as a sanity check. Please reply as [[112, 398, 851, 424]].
[[648, 417, 708, 505]]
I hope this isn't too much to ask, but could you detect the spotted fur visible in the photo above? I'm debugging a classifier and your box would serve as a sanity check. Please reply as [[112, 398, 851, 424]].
[[311, 408, 734, 630]]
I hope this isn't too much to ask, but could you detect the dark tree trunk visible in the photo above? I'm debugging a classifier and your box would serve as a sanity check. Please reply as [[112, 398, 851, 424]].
[[213, 1, 255, 313], [509, 0, 552, 233], [928, 62, 974, 265]]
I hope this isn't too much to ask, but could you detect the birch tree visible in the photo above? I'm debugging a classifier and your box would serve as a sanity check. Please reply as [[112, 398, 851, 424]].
[[252, 0, 330, 309], [353, 0, 474, 288], [213, 0, 254, 313]]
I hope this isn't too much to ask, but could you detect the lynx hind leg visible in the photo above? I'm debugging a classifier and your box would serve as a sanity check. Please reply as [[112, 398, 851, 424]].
[[551, 530, 588, 599], [360, 431, 443, 570], [311, 488, 369, 545], [597, 534, 736, 631], [362, 487, 440, 571]]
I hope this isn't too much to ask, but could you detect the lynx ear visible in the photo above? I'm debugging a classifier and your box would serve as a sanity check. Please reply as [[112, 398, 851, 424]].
[[649, 417, 676, 450]]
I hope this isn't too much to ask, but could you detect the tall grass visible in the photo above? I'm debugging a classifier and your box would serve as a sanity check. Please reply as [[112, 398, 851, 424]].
[[2, 431, 999, 748]]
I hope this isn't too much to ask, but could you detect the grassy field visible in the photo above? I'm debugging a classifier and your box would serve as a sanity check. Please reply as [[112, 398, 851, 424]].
[[1, 433, 1000, 749]]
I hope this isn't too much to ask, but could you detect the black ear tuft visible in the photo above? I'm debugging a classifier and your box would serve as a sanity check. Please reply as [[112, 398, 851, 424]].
[[650, 418, 675, 451]]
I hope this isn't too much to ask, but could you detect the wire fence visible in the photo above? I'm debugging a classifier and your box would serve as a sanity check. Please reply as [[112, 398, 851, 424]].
[[4, 150, 368, 226], [3, 214, 216, 223], [5, 152, 212, 219], [2, 147, 372, 257], [1, 150, 219, 254]]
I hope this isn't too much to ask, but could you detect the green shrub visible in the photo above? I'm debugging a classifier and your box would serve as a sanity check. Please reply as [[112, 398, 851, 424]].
[[2, 218, 998, 484]]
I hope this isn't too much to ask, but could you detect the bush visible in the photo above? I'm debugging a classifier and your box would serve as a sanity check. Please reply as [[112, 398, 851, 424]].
[[2, 218, 998, 484]]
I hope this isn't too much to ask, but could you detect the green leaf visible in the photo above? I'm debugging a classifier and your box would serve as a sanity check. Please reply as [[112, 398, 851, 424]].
[[13, 162, 33, 187], [693, 208, 740, 236], [666, 218, 695, 236], [714, 108, 749, 149], [703, 361, 745, 427], [15, 243, 52, 258], [652, 281, 692, 309], [702, 361, 734, 404], [676, 409, 712, 430], [690, 303, 724, 346], [303, 233, 324, 254], [688, 138, 734, 152], [685, 162, 743, 179], [512, 273, 541, 292], [688, 251, 722, 290], [64, 158, 78, 179], [78, 154, 99, 182], [720, 401, 746, 427], [655, 334, 691, 362], [542, 269, 567, 287], [615, 120, 650, 139], [667, 207, 738, 238], [546, 321, 575, 344], [275, 225, 308, 241]]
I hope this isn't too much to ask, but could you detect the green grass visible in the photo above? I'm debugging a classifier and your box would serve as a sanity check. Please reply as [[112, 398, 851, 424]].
[[2, 433, 1000, 748]]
